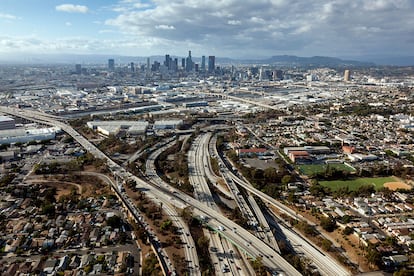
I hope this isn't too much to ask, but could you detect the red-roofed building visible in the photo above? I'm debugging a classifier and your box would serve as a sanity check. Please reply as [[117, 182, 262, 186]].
[[289, 151, 312, 164], [342, 145, 356, 154]]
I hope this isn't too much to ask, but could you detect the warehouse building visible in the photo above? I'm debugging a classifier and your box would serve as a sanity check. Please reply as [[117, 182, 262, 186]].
[[0, 127, 60, 144], [0, 115, 16, 130], [87, 121, 148, 136]]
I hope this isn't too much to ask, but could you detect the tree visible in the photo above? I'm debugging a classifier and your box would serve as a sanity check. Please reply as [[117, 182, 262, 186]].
[[366, 247, 381, 267], [321, 238, 332, 251], [320, 216, 337, 232], [310, 183, 330, 197], [251, 257, 267, 276], [160, 220, 172, 232], [342, 226, 354, 235], [357, 184, 376, 196], [197, 235, 209, 250], [282, 174, 293, 185], [107, 215, 122, 228], [264, 167, 278, 181], [287, 191, 298, 203]]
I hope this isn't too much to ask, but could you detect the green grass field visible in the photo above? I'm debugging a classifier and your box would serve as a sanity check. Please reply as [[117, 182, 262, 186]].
[[298, 163, 356, 175], [319, 176, 398, 191]]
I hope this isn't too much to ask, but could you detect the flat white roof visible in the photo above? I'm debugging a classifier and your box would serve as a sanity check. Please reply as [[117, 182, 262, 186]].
[[0, 115, 14, 122]]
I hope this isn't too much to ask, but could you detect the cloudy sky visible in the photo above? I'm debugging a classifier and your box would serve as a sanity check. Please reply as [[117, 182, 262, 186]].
[[0, 0, 413, 59]]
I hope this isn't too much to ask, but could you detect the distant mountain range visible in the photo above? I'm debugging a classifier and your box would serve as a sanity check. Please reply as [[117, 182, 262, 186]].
[[232, 55, 375, 67], [0, 53, 413, 67]]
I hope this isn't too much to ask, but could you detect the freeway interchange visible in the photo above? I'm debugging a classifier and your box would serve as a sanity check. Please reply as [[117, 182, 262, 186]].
[[1, 106, 350, 276]]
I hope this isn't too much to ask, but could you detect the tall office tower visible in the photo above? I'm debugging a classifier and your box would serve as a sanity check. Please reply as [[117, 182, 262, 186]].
[[208, 56, 215, 73], [152, 61, 160, 71], [173, 58, 178, 72], [259, 67, 264, 80], [195, 64, 199, 72], [201, 56, 206, 71], [147, 58, 150, 71], [108, 59, 115, 71], [185, 50, 193, 72], [181, 58, 185, 69], [165, 54, 171, 70], [344, 69, 351, 82], [130, 62, 135, 73], [273, 70, 283, 80], [75, 64, 82, 74]]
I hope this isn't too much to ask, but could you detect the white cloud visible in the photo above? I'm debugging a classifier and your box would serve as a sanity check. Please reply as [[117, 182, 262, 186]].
[[155, 25, 175, 30], [3, 0, 414, 58], [227, 20, 241, 26], [0, 13, 18, 20], [65, 22, 72, 27], [56, 4, 89, 13]]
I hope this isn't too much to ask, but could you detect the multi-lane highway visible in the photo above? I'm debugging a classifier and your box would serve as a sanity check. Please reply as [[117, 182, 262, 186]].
[[214, 135, 351, 276], [144, 140, 200, 274], [188, 134, 249, 275], [208, 133, 281, 253], [2, 106, 303, 275]]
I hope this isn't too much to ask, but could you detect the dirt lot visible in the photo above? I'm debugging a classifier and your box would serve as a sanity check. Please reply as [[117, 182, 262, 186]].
[[384, 181, 412, 191], [26, 174, 111, 200]]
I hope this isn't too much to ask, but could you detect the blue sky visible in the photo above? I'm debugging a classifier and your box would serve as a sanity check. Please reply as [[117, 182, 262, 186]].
[[1, 0, 414, 59]]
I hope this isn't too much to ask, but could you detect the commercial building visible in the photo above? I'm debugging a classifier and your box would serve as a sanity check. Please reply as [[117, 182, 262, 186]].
[[0, 127, 60, 144], [283, 146, 331, 156], [237, 148, 269, 157], [201, 56, 206, 71], [86, 121, 148, 136], [75, 64, 82, 74], [108, 59, 115, 71], [344, 70, 351, 81], [182, 101, 208, 108], [0, 116, 16, 130], [185, 51, 193, 72], [153, 119, 183, 130], [208, 56, 215, 73]]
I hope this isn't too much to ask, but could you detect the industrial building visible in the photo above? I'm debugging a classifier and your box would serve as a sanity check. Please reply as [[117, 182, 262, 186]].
[[0, 116, 16, 130], [0, 127, 60, 145], [153, 120, 183, 130], [86, 121, 148, 136]]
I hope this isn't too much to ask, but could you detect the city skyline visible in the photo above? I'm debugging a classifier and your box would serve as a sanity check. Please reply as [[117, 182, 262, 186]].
[[0, 0, 414, 62]]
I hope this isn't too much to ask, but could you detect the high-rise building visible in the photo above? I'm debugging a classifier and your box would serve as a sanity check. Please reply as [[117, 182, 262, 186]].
[[108, 59, 115, 71], [75, 64, 82, 74], [259, 67, 264, 81], [181, 58, 185, 69], [208, 56, 215, 73], [147, 58, 150, 71], [173, 58, 178, 72], [185, 50, 193, 72], [130, 62, 135, 73], [344, 69, 351, 82], [273, 70, 283, 80], [201, 56, 206, 71], [165, 54, 171, 70]]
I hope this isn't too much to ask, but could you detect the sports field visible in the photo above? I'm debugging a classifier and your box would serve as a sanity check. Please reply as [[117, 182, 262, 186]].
[[298, 163, 356, 176], [319, 176, 398, 191]]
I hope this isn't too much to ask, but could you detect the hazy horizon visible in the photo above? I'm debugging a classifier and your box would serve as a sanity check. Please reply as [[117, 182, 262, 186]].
[[1, 0, 413, 62]]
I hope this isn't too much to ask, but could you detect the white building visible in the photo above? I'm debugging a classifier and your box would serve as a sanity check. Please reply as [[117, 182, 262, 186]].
[[87, 120, 148, 136], [153, 119, 183, 130], [0, 127, 60, 144], [0, 115, 16, 130]]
